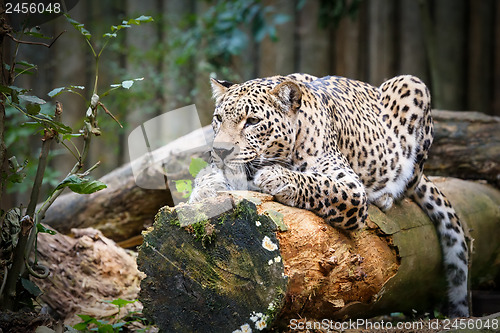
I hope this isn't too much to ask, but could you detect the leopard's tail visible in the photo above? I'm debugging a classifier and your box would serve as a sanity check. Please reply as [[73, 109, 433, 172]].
[[408, 174, 469, 317]]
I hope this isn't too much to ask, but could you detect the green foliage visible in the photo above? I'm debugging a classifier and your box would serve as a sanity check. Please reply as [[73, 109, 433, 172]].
[[36, 223, 56, 235], [174, 179, 193, 199], [73, 314, 126, 333], [105, 15, 154, 38], [72, 299, 152, 332], [174, 0, 290, 66], [103, 298, 137, 310], [189, 157, 208, 178], [0, 13, 152, 312], [53, 174, 107, 195], [174, 157, 208, 199]]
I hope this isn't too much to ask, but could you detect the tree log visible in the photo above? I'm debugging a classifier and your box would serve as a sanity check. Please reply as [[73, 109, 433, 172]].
[[427, 111, 500, 187], [41, 110, 500, 242], [137, 178, 500, 332], [34, 228, 143, 326]]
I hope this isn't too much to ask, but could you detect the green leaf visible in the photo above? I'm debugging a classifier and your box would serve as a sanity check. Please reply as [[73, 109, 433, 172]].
[[109, 78, 144, 90], [132, 15, 154, 23], [36, 223, 57, 235], [62, 133, 83, 141], [47, 87, 65, 97], [24, 31, 51, 39], [19, 95, 46, 105], [106, 16, 153, 37], [48, 85, 85, 98], [188, 158, 208, 178], [23, 112, 73, 134], [16, 60, 36, 67], [111, 322, 126, 329], [121, 80, 134, 89], [54, 175, 107, 194], [26, 103, 41, 115], [64, 14, 91, 40], [174, 179, 192, 198], [72, 322, 89, 331], [104, 298, 137, 309], [14, 68, 34, 75], [97, 324, 114, 333], [15, 60, 37, 75], [0, 85, 11, 94], [74, 314, 99, 329], [21, 278, 42, 297], [70, 180, 107, 194]]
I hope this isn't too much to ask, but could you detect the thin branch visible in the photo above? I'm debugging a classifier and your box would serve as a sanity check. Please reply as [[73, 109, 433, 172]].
[[79, 160, 101, 177], [25, 130, 54, 217], [60, 140, 80, 161], [25, 103, 61, 217], [98, 102, 123, 128], [6, 30, 66, 48]]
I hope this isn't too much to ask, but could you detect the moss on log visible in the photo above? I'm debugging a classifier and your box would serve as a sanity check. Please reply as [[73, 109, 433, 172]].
[[137, 178, 500, 332], [138, 196, 288, 332]]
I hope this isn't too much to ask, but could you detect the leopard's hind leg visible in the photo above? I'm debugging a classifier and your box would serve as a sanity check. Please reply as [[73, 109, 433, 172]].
[[407, 174, 469, 317]]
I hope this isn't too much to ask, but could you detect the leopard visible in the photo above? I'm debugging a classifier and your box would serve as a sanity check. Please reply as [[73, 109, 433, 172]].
[[189, 73, 469, 318]]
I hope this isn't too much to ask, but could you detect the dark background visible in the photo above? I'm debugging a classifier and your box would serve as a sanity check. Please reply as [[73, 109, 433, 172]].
[[3, 0, 499, 206]]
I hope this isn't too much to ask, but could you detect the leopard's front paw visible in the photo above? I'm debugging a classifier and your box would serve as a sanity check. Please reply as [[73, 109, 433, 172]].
[[189, 166, 228, 203], [253, 166, 296, 205]]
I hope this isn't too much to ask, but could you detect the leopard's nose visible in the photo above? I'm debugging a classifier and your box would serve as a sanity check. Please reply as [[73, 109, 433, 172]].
[[212, 143, 236, 161]]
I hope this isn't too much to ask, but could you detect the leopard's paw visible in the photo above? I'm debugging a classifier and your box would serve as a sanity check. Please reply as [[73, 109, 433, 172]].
[[253, 166, 296, 205], [189, 166, 228, 203], [372, 193, 394, 212]]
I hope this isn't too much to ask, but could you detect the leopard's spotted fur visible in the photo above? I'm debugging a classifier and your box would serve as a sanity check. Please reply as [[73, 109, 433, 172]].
[[190, 74, 469, 317]]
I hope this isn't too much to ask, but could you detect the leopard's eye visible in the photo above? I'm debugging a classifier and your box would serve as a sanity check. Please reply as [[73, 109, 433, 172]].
[[214, 114, 222, 122], [244, 117, 261, 128]]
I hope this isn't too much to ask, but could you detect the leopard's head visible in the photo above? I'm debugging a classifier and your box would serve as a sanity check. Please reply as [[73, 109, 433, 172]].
[[209, 77, 302, 177]]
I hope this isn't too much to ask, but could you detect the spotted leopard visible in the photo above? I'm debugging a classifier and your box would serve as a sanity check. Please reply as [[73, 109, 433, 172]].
[[190, 73, 469, 317]]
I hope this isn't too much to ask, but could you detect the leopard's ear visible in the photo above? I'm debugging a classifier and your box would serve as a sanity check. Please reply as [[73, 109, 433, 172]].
[[271, 81, 302, 113], [210, 78, 234, 105]]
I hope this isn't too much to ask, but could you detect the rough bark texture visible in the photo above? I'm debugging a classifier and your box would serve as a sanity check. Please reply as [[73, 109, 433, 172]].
[[427, 111, 500, 187], [34, 228, 143, 326], [137, 178, 500, 332], [41, 111, 500, 244]]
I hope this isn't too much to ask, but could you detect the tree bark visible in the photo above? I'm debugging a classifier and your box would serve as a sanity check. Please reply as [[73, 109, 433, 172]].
[[34, 228, 143, 326], [41, 110, 500, 243], [427, 110, 500, 187], [137, 178, 500, 332]]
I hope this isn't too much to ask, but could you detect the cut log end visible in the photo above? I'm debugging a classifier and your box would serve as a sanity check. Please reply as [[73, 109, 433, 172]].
[[138, 195, 288, 332]]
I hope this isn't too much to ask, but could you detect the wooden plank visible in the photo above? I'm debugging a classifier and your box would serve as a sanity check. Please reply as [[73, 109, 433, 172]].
[[398, 0, 428, 82], [433, 0, 467, 110], [467, 0, 494, 115], [297, 0, 330, 76], [367, 0, 397, 84], [259, 0, 296, 76]]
